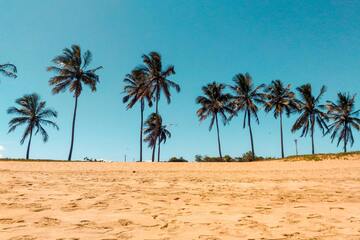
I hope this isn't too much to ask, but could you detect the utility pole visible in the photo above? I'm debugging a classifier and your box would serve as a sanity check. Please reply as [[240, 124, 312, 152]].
[[294, 139, 298, 156]]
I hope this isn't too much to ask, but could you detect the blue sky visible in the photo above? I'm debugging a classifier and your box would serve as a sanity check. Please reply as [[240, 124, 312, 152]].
[[0, 0, 359, 161]]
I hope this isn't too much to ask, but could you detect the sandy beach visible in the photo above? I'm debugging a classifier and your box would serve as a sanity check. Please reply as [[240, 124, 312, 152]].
[[1, 158, 360, 240]]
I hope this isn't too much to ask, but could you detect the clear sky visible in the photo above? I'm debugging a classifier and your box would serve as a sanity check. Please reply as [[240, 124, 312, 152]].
[[0, 0, 359, 161]]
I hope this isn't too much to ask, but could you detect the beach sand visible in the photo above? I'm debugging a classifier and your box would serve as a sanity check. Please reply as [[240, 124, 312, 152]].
[[0, 158, 360, 240]]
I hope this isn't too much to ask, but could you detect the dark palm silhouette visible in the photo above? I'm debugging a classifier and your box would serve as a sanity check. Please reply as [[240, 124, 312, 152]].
[[142, 51, 180, 160], [325, 93, 360, 152], [47, 45, 102, 160], [7, 93, 58, 159], [142, 52, 180, 113], [264, 80, 299, 158], [196, 82, 233, 159], [230, 73, 265, 161], [291, 84, 328, 154], [0, 63, 17, 79], [144, 113, 171, 162], [123, 68, 152, 162]]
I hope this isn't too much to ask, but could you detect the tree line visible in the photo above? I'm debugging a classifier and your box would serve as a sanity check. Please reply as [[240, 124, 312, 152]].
[[1, 45, 359, 161], [196, 75, 360, 161]]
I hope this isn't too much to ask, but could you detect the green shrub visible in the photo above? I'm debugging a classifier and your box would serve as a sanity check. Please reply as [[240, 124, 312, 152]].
[[168, 157, 188, 162]]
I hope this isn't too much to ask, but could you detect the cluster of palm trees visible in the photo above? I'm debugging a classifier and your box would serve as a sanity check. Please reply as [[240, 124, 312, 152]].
[[196, 73, 360, 160], [2, 48, 359, 161], [2, 45, 102, 160], [122, 52, 180, 162]]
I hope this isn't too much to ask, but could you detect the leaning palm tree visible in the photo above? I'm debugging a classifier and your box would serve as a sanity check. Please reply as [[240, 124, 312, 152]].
[[196, 82, 233, 159], [144, 113, 171, 162], [325, 93, 360, 152], [156, 123, 171, 162], [122, 67, 152, 162], [264, 80, 299, 158], [7, 93, 58, 159], [142, 51, 180, 114], [47, 44, 102, 160], [0, 63, 17, 79], [291, 84, 328, 154], [230, 73, 265, 161]]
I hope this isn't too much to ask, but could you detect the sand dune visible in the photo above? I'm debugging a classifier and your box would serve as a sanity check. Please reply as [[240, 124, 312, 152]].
[[1, 159, 360, 239]]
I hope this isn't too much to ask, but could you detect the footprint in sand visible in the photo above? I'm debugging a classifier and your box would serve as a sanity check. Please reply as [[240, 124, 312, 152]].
[[26, 203, 51, 212], [0, 218, 24, 224], [91, 200, 109, 209], [117, 219, 134, 226], [198, 235, 221, 240], [33, 217, 61, 227], [210, 211, 223, 215], [61, 202, 80, 212], [8, 235, 37, 240], [307, 213, 322, 219]]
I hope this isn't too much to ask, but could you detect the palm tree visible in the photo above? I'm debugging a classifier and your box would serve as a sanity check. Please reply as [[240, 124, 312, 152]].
[[144, 113, 171, 162], [47, 44, 102, 160], [123, 68, 152, 162], [156, 123, 171, 162], [0, 63, 17, 79], [142, 51, 180, 160], [264, 80, 299, 158], [230, 73, 265, 161], [196, 82, 233, 159], [7, 93, 58, 159], [291, 84, 328, 154], [142, 51, 180, 114], [325, 93, 360, 152]]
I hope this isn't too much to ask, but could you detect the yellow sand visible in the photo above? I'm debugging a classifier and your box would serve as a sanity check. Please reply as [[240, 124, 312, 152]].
[[0, 158, 360, 240]]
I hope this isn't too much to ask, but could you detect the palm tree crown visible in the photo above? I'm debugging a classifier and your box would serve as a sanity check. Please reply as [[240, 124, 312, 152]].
[[7, 93, 58, 159], [196, 82, 233, 158], [291, 84, 328, 154], [142, 51, 180, 113], [47, 45, 102, 97], [264, 80, 298, 157], [325, 93, 360, 152], [0, 63, 17, 79], [123, 67, 152, 108], [230, 73, 265, 160]]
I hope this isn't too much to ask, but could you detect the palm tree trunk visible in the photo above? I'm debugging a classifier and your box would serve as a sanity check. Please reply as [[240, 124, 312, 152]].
[[157, 139, 161, 162], [344, 123, 347, 153], [152, 88, 160, 162], [151, 144, 155, 162], [215, 113, 222, 159], [280, 112, 284, 158], [26, 128, 33, 160], [140, 100, 144, 162], [311, 121, 315, 155], [68, 95, 78, 161], [247, 109, 255, 161]]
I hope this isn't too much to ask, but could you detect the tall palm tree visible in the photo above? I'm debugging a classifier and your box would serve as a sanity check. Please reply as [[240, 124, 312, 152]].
[[325, 93, 360, 152], [264, 80, 298, 158], [196, 82, 233, 159], [142, 51, 180, 114], [144, 113, 171, 162], [47, 44, 102, 160], [142, 51, 180, 160], [0, 63, 17, 79], [123, 68, 152, 162], [291, 84, 328, 154], [7, 93, 58, 159], [230, 73, 265, 161]]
